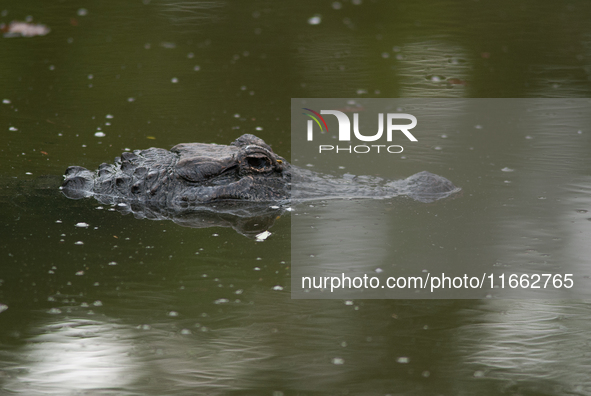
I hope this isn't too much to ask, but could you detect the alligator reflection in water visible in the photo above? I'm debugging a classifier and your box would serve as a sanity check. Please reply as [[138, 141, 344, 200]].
[[61, 134, 460, 236]]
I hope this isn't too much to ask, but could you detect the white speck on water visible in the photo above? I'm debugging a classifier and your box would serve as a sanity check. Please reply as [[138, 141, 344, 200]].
[[87, 74, 93, 80], [272, 285, 283, 291], [77, 8, 88, 16], [2, 99, 11, 104], [106, 114, 114, 119], [94, 132, 105, 137], [332, 2, 342, 9], [375, 268, 383, 273], [93, 300, 103, 306], [474, 370, 485, 377], [332, 357, 345, 365], [171, 77, 178, 83], [525, 135, 533, 139], [235, 289, 243, 295], [356, 89, 367, 94], [117, 203, 127, 207], [501, 167, 514, 172], [382, 52, 390, 58], [47, 308, 62, 314], [233, 113, 240, 118], [168, 311, 179, 317], [214, 298, 229, 304], [430, 76, 441, 82], [55, 220, 62, 223], [344, 301, 354, 305], [127, 97, 135, 102], [75, 222, 89, 228], [9, 127, 17, 131], [25, 172, 32, 175], [578, 130, 583, 134], [255, 230, 272, 241], [441, 134, 448, 138], [397, 357, 410, 363], [74, 241, 84, 245], [270, 205, 279, 209], [212, 233, 219, 237], [181, 329, 191, 335], [286, 207, 293, 211], [187, 52, 194, 59], [474, 125, 483, 129], [108, 261, 117, 266], [75, 270, 84, 275], [254, 267, 261, 271], [0, 304, 8, 314], [255, 126, 263, 131], [308, 15, 322, 25], [434, 146, 442, 150], [193, 65, 200, 71]]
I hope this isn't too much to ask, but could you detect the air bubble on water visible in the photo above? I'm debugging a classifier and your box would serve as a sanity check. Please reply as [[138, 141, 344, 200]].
[[106, 114, 114, 119], [75, 222, 89, 228], [308, 15, 321, 25], [9, 127, 17, 131], [2, 99, 11, 104], [75, 241, 84, 245]]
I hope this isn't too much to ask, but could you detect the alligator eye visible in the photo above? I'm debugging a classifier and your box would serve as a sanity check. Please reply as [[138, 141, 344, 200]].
[[247, 156, 271, 170]]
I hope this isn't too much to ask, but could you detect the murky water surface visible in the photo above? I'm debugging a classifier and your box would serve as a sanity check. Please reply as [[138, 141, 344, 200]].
[[1, 1, 591, 395]]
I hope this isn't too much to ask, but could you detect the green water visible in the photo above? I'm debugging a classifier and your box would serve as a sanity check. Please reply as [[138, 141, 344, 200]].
[[1, 1, 591, 395]]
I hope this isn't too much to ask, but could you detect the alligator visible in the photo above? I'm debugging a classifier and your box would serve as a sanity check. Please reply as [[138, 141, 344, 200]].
[[61, 134, 459, 235]]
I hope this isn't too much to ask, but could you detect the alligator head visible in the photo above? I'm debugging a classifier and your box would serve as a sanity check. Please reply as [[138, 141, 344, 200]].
[[61, 134, 291, 207]]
